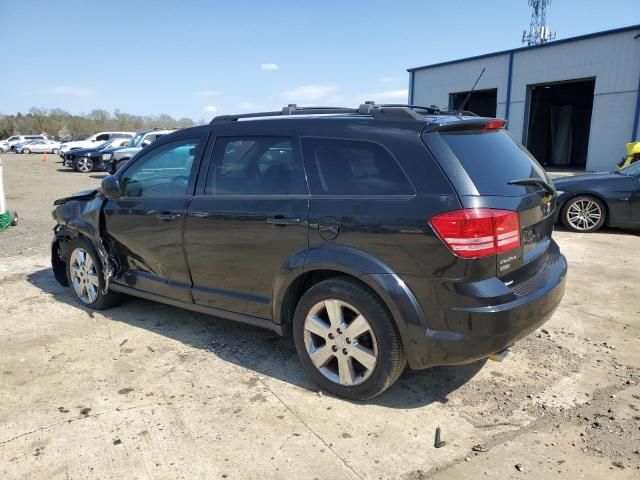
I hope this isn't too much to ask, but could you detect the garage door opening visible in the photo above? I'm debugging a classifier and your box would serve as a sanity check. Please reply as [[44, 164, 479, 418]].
[[449, 89, 497, 117], [525, 78, 595, 169]]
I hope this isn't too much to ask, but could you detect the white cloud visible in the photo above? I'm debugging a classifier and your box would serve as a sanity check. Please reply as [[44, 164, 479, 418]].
[[202, 105, 218, 113], [281, 84, 338, 102], [378, 76, 400, 84], [44, 86, 95, 97], [261, 63, 279, 71], [196, 90, 220, 97], [361, 89, 409, 103]]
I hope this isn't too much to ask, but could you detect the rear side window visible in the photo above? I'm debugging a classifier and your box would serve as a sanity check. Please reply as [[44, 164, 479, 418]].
[[438, 130, 547, 196], [301, 138, 414, 195], [205, 136, 307, 195]]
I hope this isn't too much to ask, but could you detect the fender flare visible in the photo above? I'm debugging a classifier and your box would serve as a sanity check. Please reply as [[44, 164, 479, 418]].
[[271, 244, 429, 367]]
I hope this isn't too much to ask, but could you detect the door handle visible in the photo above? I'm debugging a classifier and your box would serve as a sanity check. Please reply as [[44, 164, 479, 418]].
[[156, 211, 182, 221], [267, 216, 302, 227]]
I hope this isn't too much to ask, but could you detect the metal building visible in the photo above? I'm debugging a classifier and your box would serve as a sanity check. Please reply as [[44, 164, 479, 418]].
[[408, 25, 640, 172]]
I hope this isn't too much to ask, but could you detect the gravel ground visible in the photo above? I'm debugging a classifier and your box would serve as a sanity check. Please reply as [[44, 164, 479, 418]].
[[1, 153, 639, 479]]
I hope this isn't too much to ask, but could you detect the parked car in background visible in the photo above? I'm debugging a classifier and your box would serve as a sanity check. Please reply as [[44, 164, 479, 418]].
[[5, 135, 47, 149], [17, 139, 61, 154], [59, 132, 134, 156], [51, 104, 567, 400], [554, 161, 640, 232], [105, 129, 175, 172], [0, 140, 9, 152], [10, 140, 36, 153], [62, 138, 130, 172]]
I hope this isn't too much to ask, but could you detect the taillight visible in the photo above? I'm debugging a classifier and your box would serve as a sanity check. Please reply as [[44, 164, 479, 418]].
[[429, 208, 520, 258]]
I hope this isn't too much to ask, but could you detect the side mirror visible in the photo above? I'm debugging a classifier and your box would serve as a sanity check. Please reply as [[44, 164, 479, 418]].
[[101, 175, 122, 199]]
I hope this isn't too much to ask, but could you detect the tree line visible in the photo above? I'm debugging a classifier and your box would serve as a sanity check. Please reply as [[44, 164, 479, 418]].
[[0, 108, 199, 140]]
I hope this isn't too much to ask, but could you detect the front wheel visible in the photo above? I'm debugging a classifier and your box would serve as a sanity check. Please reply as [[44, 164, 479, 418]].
[[52, 148, 59, 154], [66, 237, 122, 310], [23, 148, 31, 154], [562, 196, 606, 232], [75, 156, 94, 173], [293, 277, 406, 400]]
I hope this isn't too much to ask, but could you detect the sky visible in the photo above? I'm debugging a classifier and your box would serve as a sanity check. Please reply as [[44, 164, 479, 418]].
[[0, 0, 637, 121]]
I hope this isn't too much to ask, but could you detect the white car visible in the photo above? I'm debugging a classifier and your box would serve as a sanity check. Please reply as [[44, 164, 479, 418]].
[[18, 139, 62, 154], [0, 140, 9, 152], [4, 134, 47, 149], [59, 131, 134, 155]]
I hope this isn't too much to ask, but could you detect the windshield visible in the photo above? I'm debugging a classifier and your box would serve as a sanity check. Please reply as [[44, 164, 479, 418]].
[[618, 162, 640, 176], [125, 133, 144, 147], [99, 139, 119, 150]]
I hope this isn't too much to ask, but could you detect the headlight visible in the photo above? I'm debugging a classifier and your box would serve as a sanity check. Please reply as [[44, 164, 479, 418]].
[[102, 153, 112, 160]]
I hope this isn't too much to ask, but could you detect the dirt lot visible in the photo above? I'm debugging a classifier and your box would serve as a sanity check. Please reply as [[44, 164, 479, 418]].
[[1, 153, 639, 479]]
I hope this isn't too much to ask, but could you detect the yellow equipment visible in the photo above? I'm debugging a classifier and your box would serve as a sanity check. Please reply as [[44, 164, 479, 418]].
[[616, 142, 640, 170]]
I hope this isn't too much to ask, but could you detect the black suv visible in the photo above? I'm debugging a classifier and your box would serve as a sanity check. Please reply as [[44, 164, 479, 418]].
[[51, 104, 567, 400]]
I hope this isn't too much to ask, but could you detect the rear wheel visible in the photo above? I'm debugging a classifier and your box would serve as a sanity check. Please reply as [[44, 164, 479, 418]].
[[75, 156, 94, 173], [66, 237, 121, 310], [292, 277, 406, 400], [562, 196, 606, 232], [23, 148, 31, 154], [52, 148, 59, 154]]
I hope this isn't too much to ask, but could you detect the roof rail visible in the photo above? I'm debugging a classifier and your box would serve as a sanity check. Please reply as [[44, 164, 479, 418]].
[[210, 101, 477, 124], [212, 104, 360, 123]]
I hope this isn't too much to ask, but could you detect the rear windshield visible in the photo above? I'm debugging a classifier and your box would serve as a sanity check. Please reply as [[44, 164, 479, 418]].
[[439, 130, 547, 196]]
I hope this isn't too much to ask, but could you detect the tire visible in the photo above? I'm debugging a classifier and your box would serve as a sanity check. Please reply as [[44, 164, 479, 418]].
[[75, 156, 94, 173], [66, 237, 122, 310], [23, 148, 31, 154], [52, 148, 59, 154], [292, 277, 406, 400], [561, 195, 606, 233]]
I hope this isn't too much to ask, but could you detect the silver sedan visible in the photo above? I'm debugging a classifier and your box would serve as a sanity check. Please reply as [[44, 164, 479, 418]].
[[18, 140, 62, 154]]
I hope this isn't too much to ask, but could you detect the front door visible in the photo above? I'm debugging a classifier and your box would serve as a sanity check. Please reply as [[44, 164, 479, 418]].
[[184, 131, 309, 318], [104, 136, 205, 302]]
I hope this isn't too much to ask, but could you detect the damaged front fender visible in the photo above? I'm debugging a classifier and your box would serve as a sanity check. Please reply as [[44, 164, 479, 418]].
[[51, 191, 118, 293]]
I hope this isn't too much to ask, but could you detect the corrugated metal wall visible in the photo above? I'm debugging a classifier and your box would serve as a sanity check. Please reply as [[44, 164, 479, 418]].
[[411, 28, 640, 171]]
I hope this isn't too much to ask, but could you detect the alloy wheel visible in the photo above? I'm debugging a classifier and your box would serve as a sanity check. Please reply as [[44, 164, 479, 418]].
[[567, 199, 602, 231], [69, 248, 99, 304], [77, 157, 93, 173], [303, 299, 378, 386]]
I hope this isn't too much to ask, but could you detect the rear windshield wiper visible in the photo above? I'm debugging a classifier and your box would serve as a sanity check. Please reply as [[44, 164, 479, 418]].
[[508, 178, 555, 196]]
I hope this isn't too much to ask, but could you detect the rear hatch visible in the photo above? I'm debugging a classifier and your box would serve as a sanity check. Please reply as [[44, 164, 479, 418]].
[[422, 120, 556, 278]]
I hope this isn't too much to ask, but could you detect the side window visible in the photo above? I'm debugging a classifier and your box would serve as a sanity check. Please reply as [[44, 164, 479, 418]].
[[205, 137, 306, 195], [301, 138, 414, 195], [95, 134, 110, 141], [121, 139, 200, 198]]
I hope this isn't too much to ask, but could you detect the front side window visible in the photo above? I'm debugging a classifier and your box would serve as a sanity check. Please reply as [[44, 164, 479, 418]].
[[301, 138, 414, 195], [205, 137, 306, 195], [95, 134, 109, 141], [121, 139, 199, 198]]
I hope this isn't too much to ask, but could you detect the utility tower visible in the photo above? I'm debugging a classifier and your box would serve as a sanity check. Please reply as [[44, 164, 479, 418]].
[[522, 0, 556, 45]]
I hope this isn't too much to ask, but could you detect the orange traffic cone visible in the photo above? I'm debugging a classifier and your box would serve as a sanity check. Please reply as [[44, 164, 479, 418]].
[[42, 152, 48, 162]]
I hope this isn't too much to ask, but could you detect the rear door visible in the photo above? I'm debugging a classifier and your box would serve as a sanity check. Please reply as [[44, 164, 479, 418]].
[[423, 125, 556, 277], [184, 124, 309, 318]]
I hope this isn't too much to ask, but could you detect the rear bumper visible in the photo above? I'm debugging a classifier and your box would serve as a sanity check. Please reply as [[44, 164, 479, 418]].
[[405, 250, 567, 369]]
